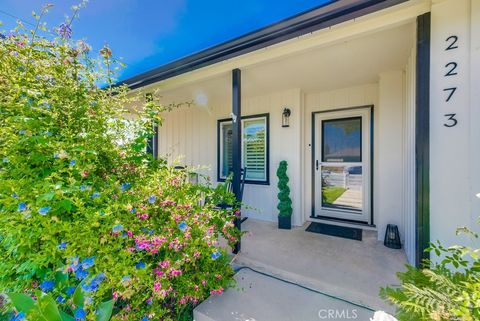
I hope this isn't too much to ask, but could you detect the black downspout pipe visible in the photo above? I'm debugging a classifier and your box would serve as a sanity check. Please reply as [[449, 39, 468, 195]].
[[415, 13, 430, 268], [232, 68, 242, 254]]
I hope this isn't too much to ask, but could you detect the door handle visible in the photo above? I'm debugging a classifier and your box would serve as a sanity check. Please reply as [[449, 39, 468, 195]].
[[316, 160, 319, 170]]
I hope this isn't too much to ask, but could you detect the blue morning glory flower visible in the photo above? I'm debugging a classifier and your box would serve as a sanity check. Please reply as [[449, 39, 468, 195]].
[[66, 286, 76, 296], [211, 250, 221, 260], [39, 280, 55, 292], [112, 224, 124, 233], [57, 242, 68, 250], [80, 185, 87, 191], [17, 202, 27, 212], [18, 130, 25, 135], [75, 267, 89, 280], [148, 195, 156, 204], [3, 157, 9, 163], [81, 256, 95, 269], [178, 221, 188, 232], [141, 317, 149, 321], [121, 182, 131, 192], [56, 295, 65, 303], [38, 206, 51, 215], [135, 261, 146, 269], [130, 207, 137, 214], [10, 311, 26, 321], [121, 276, 131, 282], [69, 159, 76, 166], [74, 308, 86, 321], [90, 191, 100, 200], [12, 193, 18, 198], [81, 273, 106, 293]]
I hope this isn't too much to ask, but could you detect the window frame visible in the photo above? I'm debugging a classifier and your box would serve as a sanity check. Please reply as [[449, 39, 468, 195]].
[[217, 113, 270, 185]]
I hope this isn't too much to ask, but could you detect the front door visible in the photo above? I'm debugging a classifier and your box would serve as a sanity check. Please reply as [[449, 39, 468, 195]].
[[314, 107, 371, 223]]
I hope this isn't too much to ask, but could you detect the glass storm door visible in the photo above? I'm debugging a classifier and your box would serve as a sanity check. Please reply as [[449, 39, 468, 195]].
[[314, 108, 371, 223]]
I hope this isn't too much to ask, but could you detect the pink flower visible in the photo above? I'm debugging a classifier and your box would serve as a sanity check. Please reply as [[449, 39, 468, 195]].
[[193, 251, 201, 258], [113, 292, 119, 299], [153, 282, 162, 292], [159, 260, 170, 269], [170, 269, 182, 277], [201, 280, 207, 286], [127, 230, 134, 238], [153, 268, 165, 277], [210, 287, 224, 296], [137, 213, 149, 220], [81, 171, 89, 178]]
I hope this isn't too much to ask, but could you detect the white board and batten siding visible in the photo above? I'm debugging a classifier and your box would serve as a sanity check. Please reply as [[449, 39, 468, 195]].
[[157, 89, 304, 225], [429, 0, 480, 255]]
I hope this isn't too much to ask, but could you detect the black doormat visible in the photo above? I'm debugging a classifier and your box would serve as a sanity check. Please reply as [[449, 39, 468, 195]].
[[306, 222, 362, 241]]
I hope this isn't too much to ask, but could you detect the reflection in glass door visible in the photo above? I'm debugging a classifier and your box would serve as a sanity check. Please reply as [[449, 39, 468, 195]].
[[314, 108, 371, 223]]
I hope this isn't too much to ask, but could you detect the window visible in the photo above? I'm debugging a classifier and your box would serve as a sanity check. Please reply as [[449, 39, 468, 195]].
[[218, 114, 269, 184]]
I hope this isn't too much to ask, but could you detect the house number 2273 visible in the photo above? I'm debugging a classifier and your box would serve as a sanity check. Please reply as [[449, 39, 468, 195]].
[[443, 35, 458, 127]]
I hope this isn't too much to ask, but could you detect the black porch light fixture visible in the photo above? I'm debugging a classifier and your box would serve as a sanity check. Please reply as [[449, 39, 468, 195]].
[[384, 224, 402, 249], [282, 108, 291, 127]]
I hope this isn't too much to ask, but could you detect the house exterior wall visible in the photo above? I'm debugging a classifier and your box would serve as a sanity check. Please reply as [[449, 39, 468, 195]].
[[156, 79, 411, 249], [429, 0, 480, 254], [157, 89, 304, 225]]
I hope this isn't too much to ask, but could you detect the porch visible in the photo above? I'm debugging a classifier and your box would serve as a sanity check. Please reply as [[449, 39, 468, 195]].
[[196, 218, 407, 320]]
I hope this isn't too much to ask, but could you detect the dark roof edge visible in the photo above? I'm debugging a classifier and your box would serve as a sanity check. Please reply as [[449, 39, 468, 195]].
[[120, 0, 408, 90]]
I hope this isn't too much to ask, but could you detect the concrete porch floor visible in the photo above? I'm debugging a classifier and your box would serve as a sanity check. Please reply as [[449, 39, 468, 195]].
[[231, 219, 407, 311]]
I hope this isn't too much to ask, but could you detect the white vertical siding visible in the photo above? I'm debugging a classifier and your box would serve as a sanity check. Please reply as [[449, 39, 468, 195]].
[[157, 89, 304, 225], [403, 46, 416, 265]]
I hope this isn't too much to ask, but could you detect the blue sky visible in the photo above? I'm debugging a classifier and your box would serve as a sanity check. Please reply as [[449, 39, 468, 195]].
[[0, 0, 331, 81]]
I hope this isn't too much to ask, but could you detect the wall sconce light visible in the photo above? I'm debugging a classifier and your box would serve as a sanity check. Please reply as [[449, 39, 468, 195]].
[[282, 108, 291, 127]]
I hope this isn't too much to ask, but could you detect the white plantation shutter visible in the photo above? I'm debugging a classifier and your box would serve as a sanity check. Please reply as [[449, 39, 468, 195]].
[[243, 118, 266, 181], [219, 115, 268, 182], [220, 122, 233, 178]]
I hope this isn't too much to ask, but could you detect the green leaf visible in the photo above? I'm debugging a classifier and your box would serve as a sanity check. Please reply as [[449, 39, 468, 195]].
[[37, 293, 62, 321], [72, 279, 86, 307], [59, 199, 73, 212], [7, 293, 36, 314], [96, 299, 115, 321], [59, 310, 75, 321], [54, 271, 68, 287], [39, 191, 55, 202]]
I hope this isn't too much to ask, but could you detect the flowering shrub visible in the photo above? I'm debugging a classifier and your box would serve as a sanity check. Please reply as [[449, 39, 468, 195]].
[[0, 5, 239, 321]]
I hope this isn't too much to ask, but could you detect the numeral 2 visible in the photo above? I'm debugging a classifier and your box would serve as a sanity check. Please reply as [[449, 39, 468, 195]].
[[445, 35, 458, 50], [443, 87, 457, 102], [444, 114, 458, 127], [445, 62, 458, 77]]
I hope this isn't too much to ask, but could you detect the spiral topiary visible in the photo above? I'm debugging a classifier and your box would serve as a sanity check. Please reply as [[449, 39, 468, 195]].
[[276, 161, 293, 217]]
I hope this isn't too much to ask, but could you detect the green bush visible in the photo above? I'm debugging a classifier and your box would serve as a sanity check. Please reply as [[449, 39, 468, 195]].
[[381, 220, 480, 321], [276, 161, 292, 217], [0, 5, 239, 321]]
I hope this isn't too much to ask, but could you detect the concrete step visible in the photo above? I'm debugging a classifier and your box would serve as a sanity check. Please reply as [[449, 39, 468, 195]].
[[193, 268, 377, 321], [232, 255, 394, 313]]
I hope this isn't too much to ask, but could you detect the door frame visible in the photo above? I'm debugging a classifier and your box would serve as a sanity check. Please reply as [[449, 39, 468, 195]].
[[311, 105, 374, 225]]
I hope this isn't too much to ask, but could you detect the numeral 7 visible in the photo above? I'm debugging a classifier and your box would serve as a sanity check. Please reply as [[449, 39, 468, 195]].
[[443, 87, 457, 102]]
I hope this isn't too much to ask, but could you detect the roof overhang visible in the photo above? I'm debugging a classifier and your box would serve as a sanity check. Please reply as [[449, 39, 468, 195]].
[[119, 0, 411, 90]]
